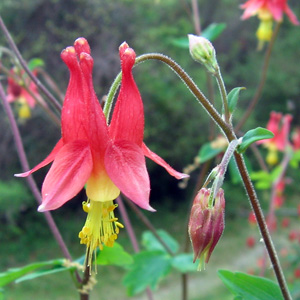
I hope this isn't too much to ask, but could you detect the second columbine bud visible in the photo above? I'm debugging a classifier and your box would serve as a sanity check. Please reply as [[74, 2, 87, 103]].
[[188, 35, 218, 74], [188, 188, 225, 270]]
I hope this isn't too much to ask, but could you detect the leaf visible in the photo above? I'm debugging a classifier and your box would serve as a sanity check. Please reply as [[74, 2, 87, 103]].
[[198, 142, 225, 163], [250, 166, 282, 190], [27, 58, 44, 70], [218, 270, 283, 300], [122, 250, 172, 296], [96, 242, 133, 266], [142, 230, 179, 254], [16, 264, 73, 283], [0, 259, 65, 287], [227, 87, 246, 113], [171, 253, 197, 273], [290, 150, 300, 169], [237, 128, 274, 154], [201, 23, 227, 41], [169, 23, 226, 48]]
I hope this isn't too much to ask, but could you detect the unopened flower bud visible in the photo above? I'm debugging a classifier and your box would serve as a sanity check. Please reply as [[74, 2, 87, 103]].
[[188, 34, 218, 74], [188, 188, 225, 270]]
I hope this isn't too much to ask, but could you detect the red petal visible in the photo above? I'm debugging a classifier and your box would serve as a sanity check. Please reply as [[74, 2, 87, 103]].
[[15, 139, 64, 177], [142, 143, 189, 180], [105, 140, 154, 211], [60, 45, 108, 154], [38, 140, 93, 211], [109, 47, 144, 146]]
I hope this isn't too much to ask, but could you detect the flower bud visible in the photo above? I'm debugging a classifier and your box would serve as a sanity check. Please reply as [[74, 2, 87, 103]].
[[188, 34, 218, 74], [188, 188, 225, 270]]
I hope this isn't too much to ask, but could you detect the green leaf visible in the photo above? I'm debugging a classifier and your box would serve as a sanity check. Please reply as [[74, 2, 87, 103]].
[[122, 250, 172, 296], [237, 128, 274, 154], [0, 259, 65, 287], [290, 150, 300, 168], [142, 230, 179, 254], [201, 23, 227, 41], [16, 264, 73, 283], [228, 87, 246, 113], [171, 253, 197, 273], [96, 242, 133, 266], [27, 58, 44, 70], [169, 23, 226, 48], [198, 142, 226, 163], [218, 270, 283, 300], [250, 166, 282, 190]]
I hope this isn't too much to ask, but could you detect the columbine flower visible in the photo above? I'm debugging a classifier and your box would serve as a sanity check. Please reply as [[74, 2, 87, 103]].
[[188, 188, 225, 270], [7, 69, 39, 119], [258, 111, 292, 165], [241, 0, 299, 47], [16, 38, 187, 267]]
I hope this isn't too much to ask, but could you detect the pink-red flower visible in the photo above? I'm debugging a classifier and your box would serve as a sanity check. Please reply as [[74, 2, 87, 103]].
[[241, 0, 299, 45], [241, 0, 299, 25], [16, 38, 187, 266], [258, 111, 292, 165], [7, 69, 39, 119]]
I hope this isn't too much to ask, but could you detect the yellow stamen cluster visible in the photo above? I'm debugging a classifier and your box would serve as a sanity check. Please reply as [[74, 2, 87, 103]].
[[256, 9, 274, 49], [78, 199, 124, 269]]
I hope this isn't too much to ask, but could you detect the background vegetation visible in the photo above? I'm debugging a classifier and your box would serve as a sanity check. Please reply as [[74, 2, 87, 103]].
[[0, 0, 300, 299]]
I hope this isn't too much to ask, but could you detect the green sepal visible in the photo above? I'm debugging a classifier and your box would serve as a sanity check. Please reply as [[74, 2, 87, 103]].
[[237, 127, 274, 153]]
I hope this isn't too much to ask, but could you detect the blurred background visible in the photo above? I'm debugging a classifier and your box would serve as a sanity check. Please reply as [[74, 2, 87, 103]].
[[0, 0, 300, 299]]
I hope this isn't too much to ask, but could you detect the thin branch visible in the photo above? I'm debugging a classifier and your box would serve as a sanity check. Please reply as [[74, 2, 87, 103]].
[[0, 15, 62, 113], [116, 196, 154, 300], [0, 81, 80, 281], [124, 197, 175, 256]]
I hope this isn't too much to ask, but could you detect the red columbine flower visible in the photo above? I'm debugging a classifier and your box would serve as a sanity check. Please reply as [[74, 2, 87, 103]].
[[258, 112, 292, 165], [7, 69, 39, 119], [16, 38, 188, 267], [292, 128, 300, 151], [241, 0, 299, 47], [188, 188, 225, 270]]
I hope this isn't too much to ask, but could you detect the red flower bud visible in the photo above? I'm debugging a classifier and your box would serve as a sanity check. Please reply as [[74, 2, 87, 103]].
[[188, 188, 225, 270]]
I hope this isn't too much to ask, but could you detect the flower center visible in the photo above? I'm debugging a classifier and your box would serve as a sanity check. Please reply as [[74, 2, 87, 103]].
[[78, 199, 124, 270]]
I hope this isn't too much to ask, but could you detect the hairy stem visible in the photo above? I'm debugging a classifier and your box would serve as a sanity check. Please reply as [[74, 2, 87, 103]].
[[234, 152, 292, 300]]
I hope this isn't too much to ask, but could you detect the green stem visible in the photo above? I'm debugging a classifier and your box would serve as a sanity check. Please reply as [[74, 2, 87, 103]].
[[235, 22, 281, 131], [214, 66, 230, 124], [103, 71, 122, 121]]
